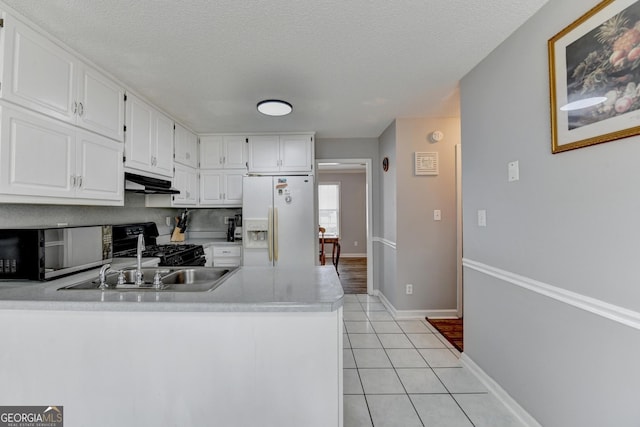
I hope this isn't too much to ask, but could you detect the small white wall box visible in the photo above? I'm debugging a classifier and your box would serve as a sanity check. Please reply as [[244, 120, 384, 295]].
[[414, 152, 439, 176]]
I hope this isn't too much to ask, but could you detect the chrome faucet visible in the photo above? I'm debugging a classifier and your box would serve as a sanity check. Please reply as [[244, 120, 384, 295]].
[[98, 263, 111, 290], [135, 234, 145, 286]]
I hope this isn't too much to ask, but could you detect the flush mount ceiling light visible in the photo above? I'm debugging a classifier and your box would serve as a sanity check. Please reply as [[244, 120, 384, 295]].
[[257, 99, 293, 116]]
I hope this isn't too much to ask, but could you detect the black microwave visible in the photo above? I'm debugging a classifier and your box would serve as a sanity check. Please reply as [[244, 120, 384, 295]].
[[0, 225, 112, 281]]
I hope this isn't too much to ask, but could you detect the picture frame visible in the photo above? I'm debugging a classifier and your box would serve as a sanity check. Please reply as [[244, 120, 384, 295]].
[[549, 0, 640, 153]]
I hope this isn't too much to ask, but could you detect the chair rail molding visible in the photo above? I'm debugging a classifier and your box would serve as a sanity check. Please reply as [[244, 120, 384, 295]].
[[463, 258, 640, 331], [372, 236, 396, 249]]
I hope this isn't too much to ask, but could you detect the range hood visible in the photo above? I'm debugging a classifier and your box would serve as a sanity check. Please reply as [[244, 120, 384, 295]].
[[124, 172, 180, 195]]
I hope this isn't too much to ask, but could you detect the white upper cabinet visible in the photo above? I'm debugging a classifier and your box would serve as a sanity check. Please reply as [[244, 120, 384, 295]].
[[174, 123, 198, 168], [154, 111, 174, 177], [200, 134, 247, 169], [0, 102, 123, 205], [76, 64, 125, 141], [247, 134, 314, 173], [124, 92, 174, 178], [75, 129, 125, 201], [199, 170, 243, 206], [0, 13, 125, 141], [279, 134, 314, 172], [172, 163, 198, 206]]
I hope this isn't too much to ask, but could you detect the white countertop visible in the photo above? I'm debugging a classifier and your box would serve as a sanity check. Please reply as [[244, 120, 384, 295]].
[[0, 264, 343, 313]]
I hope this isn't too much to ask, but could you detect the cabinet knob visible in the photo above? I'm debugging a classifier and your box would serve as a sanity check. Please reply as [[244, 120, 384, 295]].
[[72, 102, 78, 115], [70, 175, 76, 187], [78, 176, 83, 188], [78, 102, 84, 116]]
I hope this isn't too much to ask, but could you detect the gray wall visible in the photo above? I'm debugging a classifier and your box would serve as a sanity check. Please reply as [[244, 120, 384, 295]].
[[377, 122, 397, 305], [317, 171, 366, 256], [395, 117, 459, 311], [374, 118, 461, 311], [461, 0, 640, 424]]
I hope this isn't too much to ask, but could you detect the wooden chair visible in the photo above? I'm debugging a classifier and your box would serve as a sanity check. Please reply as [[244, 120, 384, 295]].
[[319, 227, 326, 265], [332, 240, 340, 275]]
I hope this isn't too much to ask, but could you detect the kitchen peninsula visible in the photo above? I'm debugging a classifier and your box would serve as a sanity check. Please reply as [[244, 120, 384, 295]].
[[0, 265, 344, 427]]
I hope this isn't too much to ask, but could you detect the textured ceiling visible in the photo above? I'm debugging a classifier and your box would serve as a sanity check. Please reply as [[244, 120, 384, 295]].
[[1, 0, 550, 138]]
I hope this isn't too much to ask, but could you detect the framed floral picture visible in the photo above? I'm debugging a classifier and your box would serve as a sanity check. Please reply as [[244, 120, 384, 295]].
[[549, 0, 640, 153]]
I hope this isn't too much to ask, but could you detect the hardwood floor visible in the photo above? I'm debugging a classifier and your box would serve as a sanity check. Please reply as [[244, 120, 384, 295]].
[[338, 257, 367, 294]]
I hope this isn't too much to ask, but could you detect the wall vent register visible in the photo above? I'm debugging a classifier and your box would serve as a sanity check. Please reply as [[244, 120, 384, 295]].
[[414, 152, 439, 176]]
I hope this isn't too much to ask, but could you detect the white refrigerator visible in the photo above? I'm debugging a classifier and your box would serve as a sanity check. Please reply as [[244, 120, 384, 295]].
[[242, 175, 316, 267]]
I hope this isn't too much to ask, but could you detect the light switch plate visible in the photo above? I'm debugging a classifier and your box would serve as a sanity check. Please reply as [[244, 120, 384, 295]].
[[433, 210, 441, 221], [477, 210, 487, 227], [508, 161, 519, 182]]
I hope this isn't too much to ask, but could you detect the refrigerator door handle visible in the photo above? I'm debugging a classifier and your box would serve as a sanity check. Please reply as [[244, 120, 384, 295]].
[[268, 207, 273, 262], [274, 207, 279, 262]]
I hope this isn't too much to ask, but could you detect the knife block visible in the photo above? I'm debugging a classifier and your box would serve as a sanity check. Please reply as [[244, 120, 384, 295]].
[[171, 227, 185, 242]]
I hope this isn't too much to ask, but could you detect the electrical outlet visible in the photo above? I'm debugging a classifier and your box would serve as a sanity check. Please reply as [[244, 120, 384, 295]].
[[224, 216, 230, 224], [433, 210, 441, 221], [406, 284, 413, 295], [165, 217, 171, 227], [354, 241, 358, 247]]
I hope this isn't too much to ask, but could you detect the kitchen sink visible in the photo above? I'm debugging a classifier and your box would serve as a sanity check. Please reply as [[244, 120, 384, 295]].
[[57, 267, 237, 292]]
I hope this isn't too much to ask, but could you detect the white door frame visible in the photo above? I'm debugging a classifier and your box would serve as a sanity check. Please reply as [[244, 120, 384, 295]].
[[316, 158, 373, 295]]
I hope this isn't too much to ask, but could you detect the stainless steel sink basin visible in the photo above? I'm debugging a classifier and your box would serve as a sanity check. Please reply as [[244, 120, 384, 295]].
[[57, 267, 237, 292]]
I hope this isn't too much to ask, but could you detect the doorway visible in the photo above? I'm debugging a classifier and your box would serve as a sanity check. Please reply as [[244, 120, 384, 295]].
[[316, 158, 373, 295]]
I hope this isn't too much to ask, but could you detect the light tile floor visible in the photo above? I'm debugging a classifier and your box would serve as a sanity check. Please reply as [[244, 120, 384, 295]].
[[343, 294, 525, 427]]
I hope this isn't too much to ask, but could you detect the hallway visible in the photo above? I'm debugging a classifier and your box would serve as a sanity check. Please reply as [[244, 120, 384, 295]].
[[343, 294, 523, 426]]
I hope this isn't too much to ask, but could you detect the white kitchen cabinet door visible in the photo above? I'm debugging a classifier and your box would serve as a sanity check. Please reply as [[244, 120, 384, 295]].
[[75, 129, 124, 201], [200, 135, 246, 169], [124, 93, 153, 172], [174, 123, 198, 168], [1, 14, 76, 124], [1, 15, 125, 142], [124, 93, 173, 178], [224, 135, 247, 169], [0, 103, 75, 198], [224, 171, 244, 205], [199, 170, 243, 206], [247, 134, 313, 173], [199, 135, 224, 169], [247, 135, 280, 172], [0, 103, 123, 205], [279, 134, 313, 172], [153, 111, 174, 177], [172, 164, 198, 206], [77, 64, 125, 142], [199, 170, 224, 205]]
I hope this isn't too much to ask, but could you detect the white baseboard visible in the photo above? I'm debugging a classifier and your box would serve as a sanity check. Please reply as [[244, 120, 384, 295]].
[[340, 253, 367, 258], [461, 354, 542, 427], [375, 291, 458, 319]]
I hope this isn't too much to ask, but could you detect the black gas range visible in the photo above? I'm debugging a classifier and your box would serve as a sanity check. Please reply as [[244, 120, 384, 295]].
[[112, 222, 206, 266]]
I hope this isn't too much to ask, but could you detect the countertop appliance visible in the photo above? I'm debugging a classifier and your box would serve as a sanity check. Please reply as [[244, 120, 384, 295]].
[[242, 176, 315, 267], [234, 213, 243, 241], [227, 213, 243, 242], [112, 222, 205, 266], [0, 225, 112, 281]]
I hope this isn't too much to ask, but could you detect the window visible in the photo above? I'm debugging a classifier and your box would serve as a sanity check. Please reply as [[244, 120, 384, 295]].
[[318, 182, 340, 236]]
